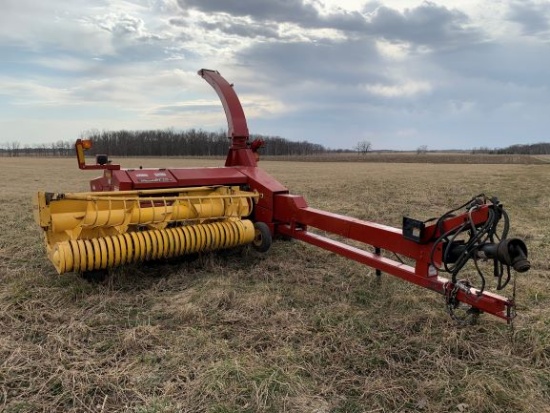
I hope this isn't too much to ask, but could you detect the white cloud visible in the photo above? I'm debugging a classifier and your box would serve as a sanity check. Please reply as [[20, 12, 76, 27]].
[[375, 39, 410, 60], [362, 80, 432, 98]]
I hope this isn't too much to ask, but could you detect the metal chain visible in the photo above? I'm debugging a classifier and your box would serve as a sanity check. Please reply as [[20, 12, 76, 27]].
[[444, 280, 480, 326]]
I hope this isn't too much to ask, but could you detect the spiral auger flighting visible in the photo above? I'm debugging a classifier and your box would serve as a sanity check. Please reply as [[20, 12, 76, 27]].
[[35, 185, 259, 274], [50, 220, 255, 273]]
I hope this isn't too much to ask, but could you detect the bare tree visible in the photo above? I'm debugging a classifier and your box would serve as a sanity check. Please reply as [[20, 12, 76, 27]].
[[9, 141, 20, 157], [355, 140, 372, 155], [417, 145, 428, 155]]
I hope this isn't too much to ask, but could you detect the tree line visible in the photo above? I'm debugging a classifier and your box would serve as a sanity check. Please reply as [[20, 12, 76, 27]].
[[472, 142, 550, 155], [0, 129, 327, 157], [5, 129, 545, 157]]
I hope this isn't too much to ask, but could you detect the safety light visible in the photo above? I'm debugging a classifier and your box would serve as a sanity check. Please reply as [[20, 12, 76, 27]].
[[81, 139, 93, 150]]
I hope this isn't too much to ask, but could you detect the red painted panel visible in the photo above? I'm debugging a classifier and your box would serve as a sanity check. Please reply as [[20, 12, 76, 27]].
[[170, 167, 248, 186], [225, 148, 257, 167], [253, 205, 273, 225], [237, 167, 288, 211], [105, 167, 249, 190], [111, 170, 133, 191], [125, 169, 178, 189]]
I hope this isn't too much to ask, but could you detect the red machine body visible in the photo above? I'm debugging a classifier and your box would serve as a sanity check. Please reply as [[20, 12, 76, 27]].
[[77, 69, 529, 323]]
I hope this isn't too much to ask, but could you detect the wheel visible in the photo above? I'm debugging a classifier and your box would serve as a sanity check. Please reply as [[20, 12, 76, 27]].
[[252, 222, 272, 253]]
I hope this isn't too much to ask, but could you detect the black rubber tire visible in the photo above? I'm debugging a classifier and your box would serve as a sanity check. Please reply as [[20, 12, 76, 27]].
[[252, 222, 273, 253]]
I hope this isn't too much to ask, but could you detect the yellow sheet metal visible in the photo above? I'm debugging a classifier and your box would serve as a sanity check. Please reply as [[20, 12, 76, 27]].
[[35, 186, 258, 244], [45, 219, 255, 274]]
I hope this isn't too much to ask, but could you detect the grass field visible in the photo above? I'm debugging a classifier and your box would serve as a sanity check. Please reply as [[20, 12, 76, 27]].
[[1, 157, 549, 413], [263, 152, 549, 164]]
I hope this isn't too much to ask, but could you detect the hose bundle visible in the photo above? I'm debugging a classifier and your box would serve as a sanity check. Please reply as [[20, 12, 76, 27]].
[[428, 195, 513, 295]]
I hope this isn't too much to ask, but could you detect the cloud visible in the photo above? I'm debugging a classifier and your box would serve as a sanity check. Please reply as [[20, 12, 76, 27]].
[[507, 0, 550, 37], [0, 78, 72, 106], [364, 2, 484, 50], [362, 81, 432, 98], [96, 13, 147, 37], [0, 0, 115, 55], [176, 0, 482, 51], [198, 19, 280, 39], [177, 0, 320, 25], [150, 100, 223, 115], [1, 0, 550, 150]]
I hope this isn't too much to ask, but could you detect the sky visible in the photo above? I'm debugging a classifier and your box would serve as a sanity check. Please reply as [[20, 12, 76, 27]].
[[1, 0, 549, 151]]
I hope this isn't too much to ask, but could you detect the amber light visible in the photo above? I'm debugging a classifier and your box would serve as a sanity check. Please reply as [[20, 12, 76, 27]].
[[81, 139, 93, 149]]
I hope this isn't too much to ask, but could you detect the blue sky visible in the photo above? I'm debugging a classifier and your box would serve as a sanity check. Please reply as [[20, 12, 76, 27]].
[[1, 0, 549, 150]]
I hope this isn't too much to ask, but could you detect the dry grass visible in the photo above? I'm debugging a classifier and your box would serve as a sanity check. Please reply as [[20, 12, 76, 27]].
[[1, 157, 549, 413], [263, 152, 548, 164]]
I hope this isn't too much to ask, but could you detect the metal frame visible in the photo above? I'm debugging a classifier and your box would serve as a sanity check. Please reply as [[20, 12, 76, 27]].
[[76, 68, 528, 322]]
